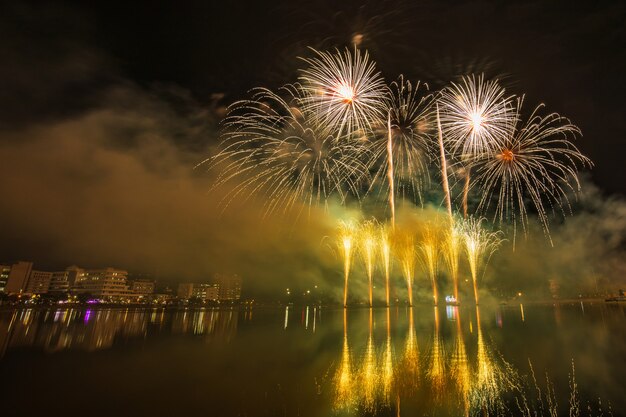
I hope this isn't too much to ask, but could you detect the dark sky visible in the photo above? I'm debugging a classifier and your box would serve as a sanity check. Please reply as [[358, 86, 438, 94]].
[[0, 0, 624, 294], [2, 0, 625, 193]]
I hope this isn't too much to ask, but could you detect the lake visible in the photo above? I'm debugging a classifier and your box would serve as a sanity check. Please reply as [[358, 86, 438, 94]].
[[0, 303, 624, 416]]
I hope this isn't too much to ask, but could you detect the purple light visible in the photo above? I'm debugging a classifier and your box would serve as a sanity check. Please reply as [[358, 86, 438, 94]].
[[84, 309, 92, 323]]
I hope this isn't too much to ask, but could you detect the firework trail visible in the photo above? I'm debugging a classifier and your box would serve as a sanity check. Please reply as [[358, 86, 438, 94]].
[[387, 113, 396, 229], [442, 219, 463, 303], [462, 217, 503, 305], [419, 225, 441, 306], [379, 225, 392, 307], [359, 220, 378, 307], [203, 86, 371, 215], [338, 220, 357, 308], [436, 104, 453, 221], [298, 47, 389, 137], [471, 97, 593, 244]]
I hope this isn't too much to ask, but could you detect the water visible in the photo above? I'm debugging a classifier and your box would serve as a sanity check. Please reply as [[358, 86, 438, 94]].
[[0, 303, 624, 416]]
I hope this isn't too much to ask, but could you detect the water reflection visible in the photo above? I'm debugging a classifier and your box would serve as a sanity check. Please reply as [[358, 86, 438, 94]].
[[332, 306, 520, 416], [0, 307, 239, 357], [0, 304, 623, 416]]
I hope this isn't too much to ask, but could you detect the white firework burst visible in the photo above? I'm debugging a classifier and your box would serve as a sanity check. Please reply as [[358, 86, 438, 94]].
[[297, 47, 389, 137], [202, 86, 372, 214], [438, 74, 516, 159]]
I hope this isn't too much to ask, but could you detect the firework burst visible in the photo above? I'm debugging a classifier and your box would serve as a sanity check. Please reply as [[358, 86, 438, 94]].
[[471, 98, 593, 243], [298, 47, 389, 137], [204, 87, 371, 214], [438, 74, 516, 159], [370, 76, 436, 205]]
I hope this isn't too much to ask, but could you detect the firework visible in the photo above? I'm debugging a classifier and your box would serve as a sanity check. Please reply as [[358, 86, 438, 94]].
[[298, 47, 389, 137], [338, 220, 357, 308], [471, 97, 593, 243], [379, 225, 392, 307], [386, 113, 396, 229], [204, 86, 371, 214], [436, 104, 454, 221], [369, 77, 436, 218], [462, 218, 503, 305], [358, 220, 377, 307], [397, 233, 416, 306], [442, 219, 463, 302], [419, 226, 441, 306], [438, 74, 516, 159]]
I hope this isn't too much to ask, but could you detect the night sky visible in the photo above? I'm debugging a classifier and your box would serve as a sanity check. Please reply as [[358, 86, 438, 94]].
[[0, 1, 624, 294]]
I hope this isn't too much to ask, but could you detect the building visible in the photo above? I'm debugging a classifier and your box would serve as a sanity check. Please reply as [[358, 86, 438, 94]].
[[214, 273, 242, 301], [192, 283, 219, 301], [131, 280, 155, 296], [48, 270, 71, 293], [73, 267, 134, 299], [5, 261, 33, 294], [26, 270, 52, 294], [177, 283, 194, 299], [65, 266, 85, 286], [0, 265, 10, 293]]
